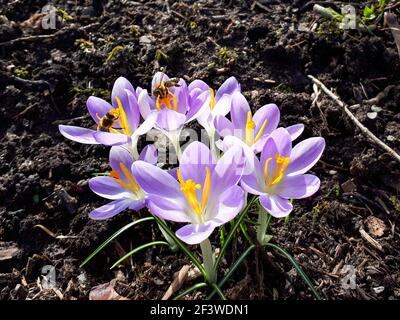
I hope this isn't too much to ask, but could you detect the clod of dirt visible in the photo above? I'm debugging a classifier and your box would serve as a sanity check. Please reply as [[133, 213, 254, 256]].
[[366, 216, 386, 237]]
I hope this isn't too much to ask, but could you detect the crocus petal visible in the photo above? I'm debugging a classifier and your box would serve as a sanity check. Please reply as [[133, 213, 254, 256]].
[[111, 77, 137, 131], [179, 141, 216, 186], [286, 123, 304, 141], [87, 96, 113, 124], [260, 127, 292, 166], [214, 115, 234, 137], [286, 137, 325, 176], [93, 131, 129, 146], [89, 199, 131, 220], [124, 89, 140, 131], [230, 92, 250, 130], [138, 89, 152, 119], [277, 174, 320, 199], [133, 112, 157, 137], [259, 194, 293, 218], [89, 176, 132, 200], [240, 155, 266, 196], [219, 135, 256, 176], [189, 79, 209, 92], [156, 108, 186, 131], [151, 72, 169, 94], [147, 195, 190, 223], [59, 125, 98, 144], [110, 145, 134, 171], [253, 103, 280, 137], [208, 185, 245, 224], [175, 222, 215, 245], [132, 161, 182, 198], [215, 76, 240, 103], [175, 79, 189, 114], [211, 145, 245, 196], [139, 144, 158, 164], [185, 90, 210, 123], [212, 93, 232, 117]]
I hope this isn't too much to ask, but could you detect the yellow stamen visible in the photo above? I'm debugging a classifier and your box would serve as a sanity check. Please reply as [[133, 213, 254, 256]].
[[115, 96, 131, 136], [254, 119, 267, 143], [209, 88, 215, 110], [264, 154, 290, 187], [155, 90, 178, 111], [245, 111, 256, 146], [201, 167, 211, 211], [177, 169, 202, 215], [110, 163, 140, 193]]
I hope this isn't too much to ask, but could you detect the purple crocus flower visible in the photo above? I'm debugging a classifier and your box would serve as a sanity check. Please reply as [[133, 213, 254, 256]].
[[241, 127, 325, 218], [88, 144, 157, 220], [131, 141, 246, 245], [214, 91, 304, 153], [59, 77, 155, 147], [137, 72, 210, 131], [188, 76, 241, 134]]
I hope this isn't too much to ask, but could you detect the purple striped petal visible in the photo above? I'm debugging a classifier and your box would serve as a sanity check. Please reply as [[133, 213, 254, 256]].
[[89, 176, 131, 200], [277, 174, 320, 199], [89, 199, 132, 220], [156, 108, 186, 131], [93, 131, 129, 146], [131, 161, 182, 198], [259, 194, 293, 218], [286, 123, 304, 141], [214, 115, 234, 137], [87, 96, 113, 124], [253, 103, 280, 137], [175, 222, 215, 245], [231, 92, 250, 130], [215, 76, 240, 103], [109, 146, 133, 172], [286, 137, 325, 176], [179, 141, 216, 186], [260, 128, 292, 166], [209, 185, 245, 224], [147, 194, 189, 223], [59, 125, 98, 144], [138, 89, 152, 119], [139, 144, 158, 164]]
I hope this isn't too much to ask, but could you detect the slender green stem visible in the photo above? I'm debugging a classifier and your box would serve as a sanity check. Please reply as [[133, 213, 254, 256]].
[[207, 244, 256, 300], [213, 195, 258, 271], [256, 205, 271, 245], [151, 213, 206, 278], [200, 239, 216, 284], [173, 282, 208, 300], [265, 242, 322, 300], [79, 216, 154, 268], [157, 220, 178, 251], [211, 283, 226, 300], [110, 241, 169, 269]]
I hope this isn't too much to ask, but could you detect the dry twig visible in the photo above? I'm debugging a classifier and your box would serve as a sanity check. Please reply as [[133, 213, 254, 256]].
[[308, 75, 400, 163]]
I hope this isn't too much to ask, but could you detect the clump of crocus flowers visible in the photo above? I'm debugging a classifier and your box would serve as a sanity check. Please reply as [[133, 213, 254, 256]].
[[60, 72, 325, 298]]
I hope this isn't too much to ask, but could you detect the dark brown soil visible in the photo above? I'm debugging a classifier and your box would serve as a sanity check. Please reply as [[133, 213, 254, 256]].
[[0, 0, 399, 300]]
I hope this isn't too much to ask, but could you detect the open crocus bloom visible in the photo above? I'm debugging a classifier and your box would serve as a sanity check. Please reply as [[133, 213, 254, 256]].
[[241, 127, 325, 218], [214, 91, 304, 172], [59, 77, 155, 147], [188, 76, 241, 134], [88, 144, 157, 220], [131, 141, 246, 245], [137, 72, 210, 131]]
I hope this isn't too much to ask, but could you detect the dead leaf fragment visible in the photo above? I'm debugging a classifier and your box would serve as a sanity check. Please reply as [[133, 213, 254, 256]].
[[89, 279, 129, 300], [341, 179, 357, 193], [366, 216, 386, 237], [162, 265, 190, 300]]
